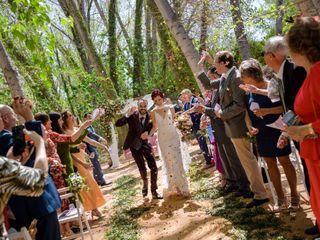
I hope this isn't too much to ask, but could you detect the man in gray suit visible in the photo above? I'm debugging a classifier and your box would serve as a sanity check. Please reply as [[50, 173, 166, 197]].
[[199, 66, 250, 196], [197, 51, 269, 208]]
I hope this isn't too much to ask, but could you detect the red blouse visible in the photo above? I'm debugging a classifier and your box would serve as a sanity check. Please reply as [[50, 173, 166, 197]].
[[46, 131, 72, 164], [294, 61, 320, 160]]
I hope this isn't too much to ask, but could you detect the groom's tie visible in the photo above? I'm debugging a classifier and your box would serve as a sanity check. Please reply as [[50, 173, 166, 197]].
[[140, 117, 144, 128]]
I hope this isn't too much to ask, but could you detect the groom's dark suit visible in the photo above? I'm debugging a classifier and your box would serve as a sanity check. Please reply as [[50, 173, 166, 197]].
[[115, 111, 158, 193]]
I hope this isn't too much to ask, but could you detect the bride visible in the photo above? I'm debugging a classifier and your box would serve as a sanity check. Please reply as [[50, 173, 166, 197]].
[[142, 89, 190, 199]]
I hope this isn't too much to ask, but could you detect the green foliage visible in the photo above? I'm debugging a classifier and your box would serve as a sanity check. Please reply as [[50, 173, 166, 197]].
[[105, 175, 150, 240]]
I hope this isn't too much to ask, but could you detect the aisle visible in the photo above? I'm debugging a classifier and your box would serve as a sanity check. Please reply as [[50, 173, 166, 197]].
[[79, 145, 315, 240]]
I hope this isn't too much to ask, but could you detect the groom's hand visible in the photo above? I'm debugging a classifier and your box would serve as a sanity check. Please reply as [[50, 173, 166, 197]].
[[140, 132, 148, 140]]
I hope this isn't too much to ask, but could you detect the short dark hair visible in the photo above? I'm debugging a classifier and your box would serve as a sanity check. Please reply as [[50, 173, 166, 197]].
[[34, 113, 49, 125], [287, 17, 320, 64], [239, 58, 264, 83], [151, 89, 164, 100], [215, 51, 234, 68], [208, 66, 221, 77]]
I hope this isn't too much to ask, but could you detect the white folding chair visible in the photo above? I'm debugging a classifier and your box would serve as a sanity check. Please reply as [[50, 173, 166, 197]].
[[258, 156, 277, 205], [57, 188, 93, 240], [7, 227, 32, 240], [289, 140, 309, 201]]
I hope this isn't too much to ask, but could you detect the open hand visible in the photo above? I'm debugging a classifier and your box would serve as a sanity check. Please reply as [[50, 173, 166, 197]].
[[239, 84, 258, 93], [12, 97, 33, 121], [128, 106, 137, 117]]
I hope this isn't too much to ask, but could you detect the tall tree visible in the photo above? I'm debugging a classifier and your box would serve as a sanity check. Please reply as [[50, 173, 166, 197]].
[[93, 0, 108, 29], [147, 0, 198, 93], [229, 0, 251, 60], [145, 3, 154, 77], [0, 39, 24, 97], [200, 0, 209, 50], [58, 0, 117, 98], [276, 0, 284, 35], [132, 0, 144, 96], [108, 0, 119, 91], [153, 0, 205, 93]]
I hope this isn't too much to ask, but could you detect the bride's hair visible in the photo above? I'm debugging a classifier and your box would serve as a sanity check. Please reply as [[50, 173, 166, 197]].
[[151, 89, 164, 100]]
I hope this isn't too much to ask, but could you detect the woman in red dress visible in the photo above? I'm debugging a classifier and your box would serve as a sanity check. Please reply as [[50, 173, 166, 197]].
[[285, 17, 320, 235]]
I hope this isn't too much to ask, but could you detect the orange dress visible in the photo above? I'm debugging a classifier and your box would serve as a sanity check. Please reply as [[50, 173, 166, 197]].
[[72, 149, 106, 211], [294, 61, 320, 224]]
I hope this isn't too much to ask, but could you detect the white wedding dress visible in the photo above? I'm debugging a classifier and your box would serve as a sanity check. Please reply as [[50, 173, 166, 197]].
[[154, 108, 190, 199]]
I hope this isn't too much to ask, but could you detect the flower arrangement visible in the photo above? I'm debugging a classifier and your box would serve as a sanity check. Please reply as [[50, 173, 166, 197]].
[[175, 114, 193, 141], [66, 173, 89, 194]]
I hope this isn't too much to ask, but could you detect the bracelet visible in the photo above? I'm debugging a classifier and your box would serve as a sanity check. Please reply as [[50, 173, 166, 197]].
[[304, 124, 318, 139]]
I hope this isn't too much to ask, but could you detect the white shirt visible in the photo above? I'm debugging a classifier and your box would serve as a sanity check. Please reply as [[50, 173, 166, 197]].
[[139, 114, 147, 125], [276, 60, 286, 80], [221, 66, 235, 80]]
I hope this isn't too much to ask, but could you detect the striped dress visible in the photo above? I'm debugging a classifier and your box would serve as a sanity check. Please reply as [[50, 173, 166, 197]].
[[0, 156, 45, 239]]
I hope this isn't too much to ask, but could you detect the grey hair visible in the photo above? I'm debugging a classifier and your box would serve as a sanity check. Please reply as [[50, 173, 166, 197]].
[[180, 89, 192, 94], [264, 36, 288, 56]]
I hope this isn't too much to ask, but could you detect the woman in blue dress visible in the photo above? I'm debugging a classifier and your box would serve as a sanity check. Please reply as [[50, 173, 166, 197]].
[[239, 59, 299, 212]]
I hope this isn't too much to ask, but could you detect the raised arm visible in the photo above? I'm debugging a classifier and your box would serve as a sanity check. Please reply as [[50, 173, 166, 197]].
[[24, 130, 48, 175], [84, 136, 108, 151], [71, 120, 92, 142], [197, 71, 220, 90]]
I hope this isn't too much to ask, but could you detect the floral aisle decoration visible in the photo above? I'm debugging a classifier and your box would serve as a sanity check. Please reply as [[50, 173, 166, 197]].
[[66, 172, 89, 195]]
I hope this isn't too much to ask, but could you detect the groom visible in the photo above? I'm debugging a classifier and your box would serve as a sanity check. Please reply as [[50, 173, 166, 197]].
[[115, 99, 162, 199]]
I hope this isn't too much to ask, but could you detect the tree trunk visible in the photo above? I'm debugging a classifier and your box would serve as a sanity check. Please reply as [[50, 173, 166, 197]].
[[200, 0, 209, 50], [276, 0, 284, 35], [145, 3, 153, 77], [58, 0, 117, 98], [229, 0, 251, 60], [115, 11, 133, 54], [54, 49, 76, 114], [93, 0, 108, 29], [3, 37, 60, 109], [294, 0, 320, 16], [108, 0, 119, 91], [0, 39, 24, 97], [132, 0, 144, 96], [153, 0, 204, 93]]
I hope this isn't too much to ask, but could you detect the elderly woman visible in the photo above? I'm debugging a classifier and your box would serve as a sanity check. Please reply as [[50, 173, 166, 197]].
[[239, 58, 299, 212], [285, 17, 320, 236]]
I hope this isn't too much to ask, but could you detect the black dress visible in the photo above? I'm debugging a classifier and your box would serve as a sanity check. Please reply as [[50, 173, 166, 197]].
[[246, 93, 291, 157]]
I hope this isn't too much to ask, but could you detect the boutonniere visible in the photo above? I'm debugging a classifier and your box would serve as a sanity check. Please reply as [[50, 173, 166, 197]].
[[226, 87, 230, 92]]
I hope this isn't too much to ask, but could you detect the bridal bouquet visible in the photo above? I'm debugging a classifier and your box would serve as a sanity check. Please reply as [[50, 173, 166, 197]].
[[66, 173, 89, 194], [175, 114, 193, 141]]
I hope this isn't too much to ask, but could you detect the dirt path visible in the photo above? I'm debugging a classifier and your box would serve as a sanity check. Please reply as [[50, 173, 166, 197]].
[[79, 145, 315, 240]]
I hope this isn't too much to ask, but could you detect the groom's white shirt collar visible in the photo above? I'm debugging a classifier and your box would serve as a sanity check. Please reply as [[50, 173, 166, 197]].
[[222, 66, 235, 79]]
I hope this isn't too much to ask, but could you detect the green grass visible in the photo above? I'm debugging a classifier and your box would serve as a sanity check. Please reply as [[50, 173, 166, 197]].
[[188, 161, 304, 240], [105, 175, 151, 240]]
